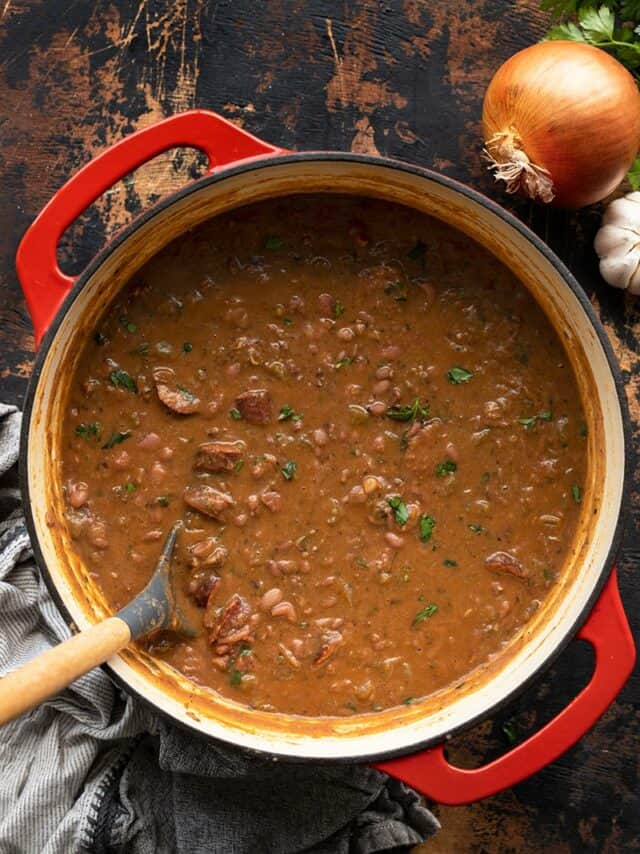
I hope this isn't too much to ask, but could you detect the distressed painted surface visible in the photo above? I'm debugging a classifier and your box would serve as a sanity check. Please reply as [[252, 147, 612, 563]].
[[0, 1, 638, 850]]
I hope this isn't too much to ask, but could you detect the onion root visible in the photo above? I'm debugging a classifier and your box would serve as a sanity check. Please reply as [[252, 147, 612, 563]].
[[483, 130, 555, 204]]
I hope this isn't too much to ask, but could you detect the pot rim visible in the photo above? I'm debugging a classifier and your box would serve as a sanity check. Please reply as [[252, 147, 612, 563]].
[[19, 151, 631, 763]]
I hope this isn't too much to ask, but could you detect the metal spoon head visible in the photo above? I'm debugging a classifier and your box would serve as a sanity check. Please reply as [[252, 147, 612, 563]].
[[116, 521, 196, 639]]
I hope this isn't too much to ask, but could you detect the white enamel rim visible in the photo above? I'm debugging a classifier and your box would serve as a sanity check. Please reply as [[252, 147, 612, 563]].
[[21, 155, 627, 762]]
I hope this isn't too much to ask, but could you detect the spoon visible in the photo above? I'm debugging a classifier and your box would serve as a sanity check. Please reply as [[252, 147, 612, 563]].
[[0, 521, 193, 726]]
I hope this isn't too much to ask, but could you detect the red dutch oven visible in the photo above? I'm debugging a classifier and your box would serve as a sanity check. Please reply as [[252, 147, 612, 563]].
[[16, 111, 635, 805]]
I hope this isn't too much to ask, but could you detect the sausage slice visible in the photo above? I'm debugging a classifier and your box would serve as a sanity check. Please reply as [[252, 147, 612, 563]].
[[194, 440, 245, 472], [235, 389, 273, 424], [153, 367, 201, 415]]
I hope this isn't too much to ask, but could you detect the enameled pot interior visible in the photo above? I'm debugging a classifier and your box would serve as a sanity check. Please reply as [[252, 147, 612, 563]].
[[24, 157, 624, 761]]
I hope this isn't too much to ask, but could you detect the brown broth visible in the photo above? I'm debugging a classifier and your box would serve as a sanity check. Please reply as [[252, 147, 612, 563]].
[[60, 195, 587, 716]]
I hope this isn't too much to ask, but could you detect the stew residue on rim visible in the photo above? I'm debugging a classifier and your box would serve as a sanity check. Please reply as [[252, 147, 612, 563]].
[[60, 195, 587, 716]]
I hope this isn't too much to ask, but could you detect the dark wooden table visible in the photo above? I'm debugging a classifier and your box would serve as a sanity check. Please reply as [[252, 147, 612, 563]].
[[1, 2, 638, 850]]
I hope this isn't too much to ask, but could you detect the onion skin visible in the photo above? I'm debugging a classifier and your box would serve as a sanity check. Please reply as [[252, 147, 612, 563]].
[[482, 41, 640, 209]]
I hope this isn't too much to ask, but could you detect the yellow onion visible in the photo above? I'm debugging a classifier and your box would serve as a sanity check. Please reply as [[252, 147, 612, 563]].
[[482, 41, 640, 208]]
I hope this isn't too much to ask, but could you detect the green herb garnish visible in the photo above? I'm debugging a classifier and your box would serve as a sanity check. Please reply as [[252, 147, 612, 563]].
[[75, 422, 101, 440], [444, 559, 458, 567], [402, 696, 415, 705], [278, 404, 301, 422], [571, 483, 582, 504], [183, 342, 193, 352], [230, 408, 243, 420], [176, 385, 196, 402], [234, 459, 245, 473], [387, 496, 409, 526], [386, 398, 429, 423], [109, 369, 138, 393], [419, 514, 435, 543], [157, 496, 170, 507], [414, 603, 438, 624], [120, 316, 137, 334], [264, 235, 283, 250], [447, 366, 474, 384], [281, 460, 297, 481], [436, 460, 457, 477], [135, 342, 150, 356], [355, 557, 369, 568], [124, 482, 136, 493], [468, 523, 485, 534], [501, 719, 519, 746], [334, 300, 345, 318], [94, 332, 107, 345], [335, 357, 353, 368], [480, 471, 491, 484], [283, 317, 294, 326], [229, 669, 243, 687], [518, 410, 552, 430], [102, 430, 132, 449], [579, 421, 588, 438]]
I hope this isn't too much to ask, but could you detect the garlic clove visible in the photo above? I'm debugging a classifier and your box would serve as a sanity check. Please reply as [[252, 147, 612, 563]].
[[602, 194, 640, 226], [599, 251, 640, 291], [594, 224, 639, 258]]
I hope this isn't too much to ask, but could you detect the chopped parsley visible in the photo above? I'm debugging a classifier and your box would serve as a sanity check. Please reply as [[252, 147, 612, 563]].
[[571, 484, 582, 504], [386, 398, 429, 423], [407, 239, 426, 268], [120, 316, 137, 334], [436, 460, 457, 477], [75, 422, 101, 440], [176, 385, 196, 402], [419, 514, 435, 543], [402, 696, 415, 705], [234, 459, 245, 473], [447, 366, 474, 384], [157, 496, 170, 507], [109, 369, 138, 393], [229, 669, 243, 687], [283, 317, 294, 326], [579, 422, 588, 438], [278, 404, 302, 422], [124, 482, 136, 493], [468, 523, 485, 534], [135, 342, 150, 356], [501, 719, 519, 747], [335, 357, 353, 369], [518, 411, 552, 430], [94, 332, 107, 345], [229, 407, 243, 420], [543, 567, 555, 582], [281, 460, 297, 481], [413, 603, 438, 624], [183, 342, 193, 352], [334, 300, 345, 319], [480, 471, 491, 484], [355, 557, 369, 568], [264, 235, 283, 250], [443, 559, 458, 567], [387, 496, 409, 526], [102, 430, 132, 449]]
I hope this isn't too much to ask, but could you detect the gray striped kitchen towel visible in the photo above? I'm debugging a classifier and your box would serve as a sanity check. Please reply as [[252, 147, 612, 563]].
[[0, 401, 439, 854]]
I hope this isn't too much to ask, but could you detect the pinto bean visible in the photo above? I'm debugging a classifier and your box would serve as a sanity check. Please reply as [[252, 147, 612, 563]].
[[260, 588, 283, 610], [271, 601, 297, 622], [260, 491, 282, 513], [67, 481, 89, 509], [485, 551, 528, 579]]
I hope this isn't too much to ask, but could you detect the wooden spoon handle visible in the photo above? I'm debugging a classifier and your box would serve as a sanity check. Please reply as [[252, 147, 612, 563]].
[[0, 617, 131, 726]]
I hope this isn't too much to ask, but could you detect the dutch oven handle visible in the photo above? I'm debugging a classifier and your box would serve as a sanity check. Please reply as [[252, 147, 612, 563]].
[[376, 569, 635, 804], [16, 110, 284, 347]]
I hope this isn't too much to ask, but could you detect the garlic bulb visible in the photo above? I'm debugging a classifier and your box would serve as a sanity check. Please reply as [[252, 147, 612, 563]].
[[594, 192, 640, 293]]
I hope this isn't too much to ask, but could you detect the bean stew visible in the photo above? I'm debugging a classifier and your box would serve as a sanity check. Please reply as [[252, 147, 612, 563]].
[[61, 195, 587, 717]]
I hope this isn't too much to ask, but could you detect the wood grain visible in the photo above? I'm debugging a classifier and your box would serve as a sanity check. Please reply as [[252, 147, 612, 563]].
[[0, 1, 637, 850]]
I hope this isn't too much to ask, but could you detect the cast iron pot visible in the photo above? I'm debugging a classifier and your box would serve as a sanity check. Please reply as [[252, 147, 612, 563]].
[[16, 111, 635, 805]]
